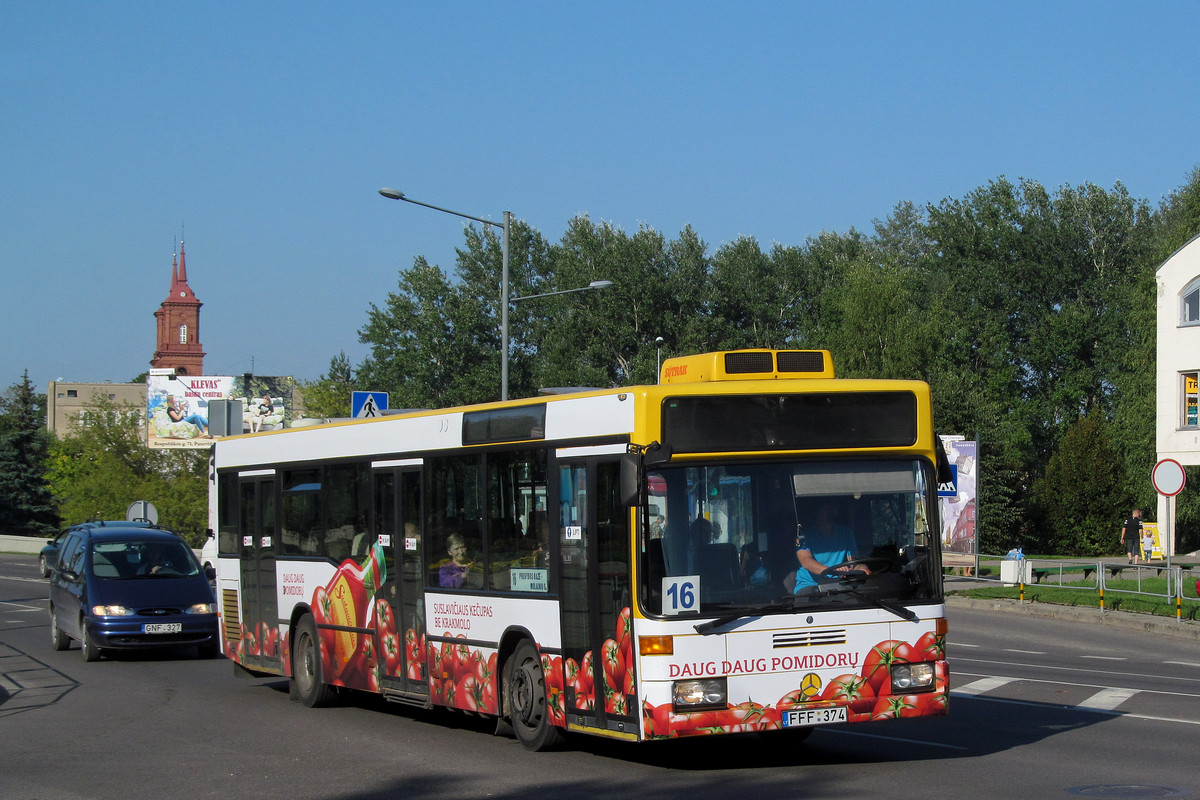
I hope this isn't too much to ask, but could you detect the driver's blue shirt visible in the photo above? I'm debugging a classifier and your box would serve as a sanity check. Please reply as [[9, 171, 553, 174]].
[[794, 524, 856, 593]]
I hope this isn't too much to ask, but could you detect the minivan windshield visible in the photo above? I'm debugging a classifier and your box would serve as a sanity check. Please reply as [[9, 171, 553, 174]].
[[91, 539, 201, 579], [640, 459, 942, 619]]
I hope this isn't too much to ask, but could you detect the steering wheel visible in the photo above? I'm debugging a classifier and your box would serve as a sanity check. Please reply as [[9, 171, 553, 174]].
[[819, 557, 891, 581]]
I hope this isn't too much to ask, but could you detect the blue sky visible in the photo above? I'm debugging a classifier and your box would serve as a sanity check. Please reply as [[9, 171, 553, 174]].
[[3, 2, 1198, 393]]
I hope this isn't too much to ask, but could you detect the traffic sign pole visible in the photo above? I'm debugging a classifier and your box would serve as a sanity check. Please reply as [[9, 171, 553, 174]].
[[1152, 459, 1186, 570]]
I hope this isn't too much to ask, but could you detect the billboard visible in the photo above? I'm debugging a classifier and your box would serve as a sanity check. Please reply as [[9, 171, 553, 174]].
[[147, 374, 295, 449], [147, 375, 234, 449], [939, 437, 977, 555]]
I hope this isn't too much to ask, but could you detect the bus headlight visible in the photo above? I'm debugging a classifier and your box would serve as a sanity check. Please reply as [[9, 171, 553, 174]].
[[673, 677, 727, 710], [891, 662, 935, 692]]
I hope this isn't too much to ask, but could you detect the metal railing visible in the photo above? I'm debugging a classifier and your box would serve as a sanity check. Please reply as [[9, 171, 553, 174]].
[[950, 555, 1199, 621]]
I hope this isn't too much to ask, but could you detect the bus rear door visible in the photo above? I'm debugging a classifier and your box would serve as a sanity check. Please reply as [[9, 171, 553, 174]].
[[373, 462, 427, 697], [238, 473, 280, 671]]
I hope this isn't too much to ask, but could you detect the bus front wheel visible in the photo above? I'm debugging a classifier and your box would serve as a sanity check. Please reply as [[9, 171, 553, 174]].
[[505, 639, 565, 751], [292, 615, 335, 708]]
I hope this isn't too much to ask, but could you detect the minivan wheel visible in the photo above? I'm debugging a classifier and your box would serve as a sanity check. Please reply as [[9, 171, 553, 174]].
[[49, 607, 70, 651], [80, 621, 102, 662]]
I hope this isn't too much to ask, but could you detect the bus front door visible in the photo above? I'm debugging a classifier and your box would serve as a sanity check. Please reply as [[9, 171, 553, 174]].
[[558, 458, 635, 730], [373, 464, 427, 695]]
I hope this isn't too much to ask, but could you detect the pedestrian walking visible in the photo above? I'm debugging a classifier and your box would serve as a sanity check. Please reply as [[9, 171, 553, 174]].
[[1120, 509, 1143, 565]]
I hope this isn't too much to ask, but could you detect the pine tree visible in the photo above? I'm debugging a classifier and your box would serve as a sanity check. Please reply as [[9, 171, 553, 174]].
[[0, 371, 59, 536]]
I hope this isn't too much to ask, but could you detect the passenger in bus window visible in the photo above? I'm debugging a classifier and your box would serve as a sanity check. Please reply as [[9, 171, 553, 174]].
[[793, 500, 869, 594], [439, 532, 478, 589], [649, 515, 666, 540], [523, 512, 550, 569]]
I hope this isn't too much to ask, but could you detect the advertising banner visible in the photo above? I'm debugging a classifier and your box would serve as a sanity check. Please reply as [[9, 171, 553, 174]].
[[939, 437, 977, 555], [147, 375, 234, 449], [147, 374, 294, 448]]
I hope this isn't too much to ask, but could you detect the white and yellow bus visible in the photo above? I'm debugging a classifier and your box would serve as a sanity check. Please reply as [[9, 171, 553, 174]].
[[211, 349, 950, 750]]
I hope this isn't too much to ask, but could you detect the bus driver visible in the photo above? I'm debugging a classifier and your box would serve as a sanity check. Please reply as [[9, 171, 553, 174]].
[[793, 500, 869, 593]]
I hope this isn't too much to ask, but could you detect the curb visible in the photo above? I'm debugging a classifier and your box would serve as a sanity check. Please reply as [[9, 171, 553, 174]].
[[945, 594, 1200, 641]]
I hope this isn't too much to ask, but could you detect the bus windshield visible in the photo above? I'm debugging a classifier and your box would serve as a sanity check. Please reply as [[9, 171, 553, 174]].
[[641, 459, 942, 618]]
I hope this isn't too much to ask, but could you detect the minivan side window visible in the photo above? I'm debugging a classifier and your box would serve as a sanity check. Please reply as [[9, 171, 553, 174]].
[[67, 537, 87, 574], [56, 534, 81, 571]]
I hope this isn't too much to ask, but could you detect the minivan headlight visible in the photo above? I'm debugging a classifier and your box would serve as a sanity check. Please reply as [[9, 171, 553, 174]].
[[185, 603, 215, 615], [92, 604, 134, 616]]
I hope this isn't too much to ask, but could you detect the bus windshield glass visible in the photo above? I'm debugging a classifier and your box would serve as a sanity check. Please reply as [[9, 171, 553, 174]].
[[641, 459, 941, 618]]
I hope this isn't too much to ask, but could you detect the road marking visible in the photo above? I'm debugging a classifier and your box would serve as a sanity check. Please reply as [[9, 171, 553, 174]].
[[1080, 655, 1127, 661], [1078, 687, 1139, 711], [1164, 661, 1200, 668], [954, 692, 1200, 726], [953, 676, 1015, 696], [953, 642, 981, 648], [0, 574, 47, 585], [956, 656, 1200, 686], [1003, 649, 1045, 655], [1, 600, 42, 611], [827, 727, 969, 751]]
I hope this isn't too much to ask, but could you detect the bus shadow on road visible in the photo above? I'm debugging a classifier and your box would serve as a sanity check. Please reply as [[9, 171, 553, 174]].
[[0, 641, 80, 718], [262, 679, 1111, 773], [582, 693, 1110, 770]]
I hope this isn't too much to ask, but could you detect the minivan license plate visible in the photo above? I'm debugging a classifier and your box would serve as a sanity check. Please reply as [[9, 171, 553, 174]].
[[783, 706, 848, 727], [143, 623, 182, 634]]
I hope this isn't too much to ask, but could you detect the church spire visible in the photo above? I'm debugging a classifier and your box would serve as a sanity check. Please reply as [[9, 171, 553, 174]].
[[152, 240, 204, 375], [165, 241, 197, 302]]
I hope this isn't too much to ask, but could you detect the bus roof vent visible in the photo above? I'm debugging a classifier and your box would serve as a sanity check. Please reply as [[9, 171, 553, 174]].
[[777, 350, 828, 374], [660, 350, 835, 383], [725, 351, 774, 374]]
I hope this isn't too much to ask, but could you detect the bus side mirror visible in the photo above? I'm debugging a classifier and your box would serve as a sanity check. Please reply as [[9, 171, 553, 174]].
[[620, 453, 640, 507], [934, 435, 954, 486]]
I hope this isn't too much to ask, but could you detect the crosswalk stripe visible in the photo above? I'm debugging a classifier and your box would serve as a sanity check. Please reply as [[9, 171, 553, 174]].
[[953, 677, 1015, 696], [1077, 688, 1139, 711]]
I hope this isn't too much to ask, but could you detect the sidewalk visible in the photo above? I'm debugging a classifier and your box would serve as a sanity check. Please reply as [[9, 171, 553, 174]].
[[944, 576, 1200, 642]]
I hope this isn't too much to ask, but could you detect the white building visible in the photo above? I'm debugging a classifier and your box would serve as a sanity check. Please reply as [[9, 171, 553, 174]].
[[1156, 233, 1200, 554]]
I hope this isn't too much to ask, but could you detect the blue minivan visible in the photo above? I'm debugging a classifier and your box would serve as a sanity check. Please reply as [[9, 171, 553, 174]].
[[48, 521, 220, 661]]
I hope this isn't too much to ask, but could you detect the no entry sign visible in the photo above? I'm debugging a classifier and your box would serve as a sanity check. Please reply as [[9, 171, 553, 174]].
[[1153, 458, 1186, 497]]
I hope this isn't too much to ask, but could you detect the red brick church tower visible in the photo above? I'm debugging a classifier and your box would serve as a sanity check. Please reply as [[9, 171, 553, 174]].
[[151, 242, 205, 375]]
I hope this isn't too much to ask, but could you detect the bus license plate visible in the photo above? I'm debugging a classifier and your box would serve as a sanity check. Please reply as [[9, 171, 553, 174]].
[[143, 623, 182, 634], [784, 706, 848, 727]]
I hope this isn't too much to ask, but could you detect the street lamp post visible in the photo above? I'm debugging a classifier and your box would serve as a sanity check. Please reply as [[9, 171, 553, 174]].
[[378, 188, 613, 400], [378, 188, 512, 398]]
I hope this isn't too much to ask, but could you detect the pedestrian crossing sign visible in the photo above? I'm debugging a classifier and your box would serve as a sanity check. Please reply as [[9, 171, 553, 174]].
[[351, 391, 388, 418]]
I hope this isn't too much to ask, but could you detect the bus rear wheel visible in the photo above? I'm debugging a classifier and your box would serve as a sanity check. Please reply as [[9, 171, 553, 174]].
[[505, 640, 565, 751], [292, 615, 335, 708]]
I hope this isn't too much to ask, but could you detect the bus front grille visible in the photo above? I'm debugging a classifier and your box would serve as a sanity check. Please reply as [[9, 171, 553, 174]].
[[773, 629, 847, 648]]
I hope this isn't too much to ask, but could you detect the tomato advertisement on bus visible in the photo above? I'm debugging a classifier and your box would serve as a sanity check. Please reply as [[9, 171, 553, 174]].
[[210, 349, 950, 750]]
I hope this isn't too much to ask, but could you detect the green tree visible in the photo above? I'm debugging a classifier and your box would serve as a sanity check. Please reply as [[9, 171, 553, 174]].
[[1030, 414, 1125, 555], [45, 396, 208, 545], [299, 351, 354, 418], [0, 371, 59, 535], [357, 256, 501, 409], [530, 217, 683, 389]]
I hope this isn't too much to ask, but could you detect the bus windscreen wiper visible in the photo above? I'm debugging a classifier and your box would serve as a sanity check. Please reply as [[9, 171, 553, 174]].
[[693, 599, 796, 635], [824, 584, 919, 623]]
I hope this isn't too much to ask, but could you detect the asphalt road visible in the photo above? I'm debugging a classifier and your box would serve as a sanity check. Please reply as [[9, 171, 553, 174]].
[[3, 553, 1198, 800]]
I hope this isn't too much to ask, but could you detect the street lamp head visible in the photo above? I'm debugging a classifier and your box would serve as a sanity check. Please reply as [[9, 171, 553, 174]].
[[378, 187, 405, 200], [589, 280, 614, 290]]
